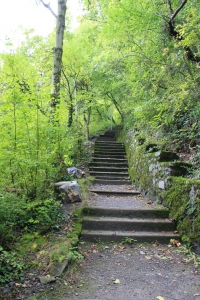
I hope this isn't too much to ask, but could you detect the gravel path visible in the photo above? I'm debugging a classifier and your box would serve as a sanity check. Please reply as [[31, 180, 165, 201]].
[[91, 184, 138, 192], [86, 194, 162, 209], [86, 185, 165, 210], [36, 242, 200, 300]]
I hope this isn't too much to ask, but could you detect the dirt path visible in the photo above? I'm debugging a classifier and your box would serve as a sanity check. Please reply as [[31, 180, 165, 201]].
[[32, 241, 200, 300], [3, 183, 200, 300]]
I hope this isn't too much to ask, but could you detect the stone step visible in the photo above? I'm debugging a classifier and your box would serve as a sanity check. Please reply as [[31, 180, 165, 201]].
[[94, 179, 130, 185], [82, 217, 176, 232], [89, 162, 128, 168], [95, 141, 124, 146], [91, 157, 128, 163], [95, 145, 125, 150], [89, 166, 128, 172], [81, 230, 179, 244], [89, 189, 139, 196], [94, 149, 125, 154], [94, 149, 126, 157], [95, 146, 125, 151], [83, 207, 170, 218], [90, 171, 129, 178], [97, 137, 116, 141], [93, 154, 126, 158]]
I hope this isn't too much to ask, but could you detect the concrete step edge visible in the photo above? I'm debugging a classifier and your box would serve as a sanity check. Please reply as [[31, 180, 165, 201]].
[[94, 179, 130, 185], [89, 189, 139, 195], [83, 207, 170, 218], [81, 230, 180, 243], [83, 216, 174, 223]]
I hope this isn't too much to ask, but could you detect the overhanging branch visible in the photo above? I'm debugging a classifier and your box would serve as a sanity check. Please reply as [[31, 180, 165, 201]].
[[167, 0, 200, 63], [40, 0, 57, 18], [169, 0, 187, 24]]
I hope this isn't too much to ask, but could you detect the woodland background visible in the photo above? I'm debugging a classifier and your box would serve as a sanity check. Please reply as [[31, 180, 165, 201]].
[[0, 0, 199, 285]]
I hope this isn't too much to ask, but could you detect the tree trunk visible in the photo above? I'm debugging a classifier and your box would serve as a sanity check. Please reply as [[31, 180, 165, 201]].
[[84, 107, 91, 141], [50, 0, 67, 112]]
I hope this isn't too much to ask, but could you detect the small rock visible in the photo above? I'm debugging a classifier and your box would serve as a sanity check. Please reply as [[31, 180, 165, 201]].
[[9, 281, 15, 287], [39, 276, 56, 284], [50, 258, 69, 277]]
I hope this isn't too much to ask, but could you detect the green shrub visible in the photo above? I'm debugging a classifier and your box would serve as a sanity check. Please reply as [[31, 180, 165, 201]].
[[17, 198, 64, 233], [0, 246, 25, 284], [0, 192, 65, 248]]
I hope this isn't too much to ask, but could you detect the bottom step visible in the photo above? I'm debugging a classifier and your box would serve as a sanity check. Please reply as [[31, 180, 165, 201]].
[[81, 230, 179, 244]]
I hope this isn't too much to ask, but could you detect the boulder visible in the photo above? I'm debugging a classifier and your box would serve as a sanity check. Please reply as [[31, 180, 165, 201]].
[[67, 167, 85, 178], [55, 181, 82, 203]]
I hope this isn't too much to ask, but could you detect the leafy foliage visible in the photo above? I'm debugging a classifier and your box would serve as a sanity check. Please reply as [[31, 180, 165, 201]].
[[0, 246, 25, 284]]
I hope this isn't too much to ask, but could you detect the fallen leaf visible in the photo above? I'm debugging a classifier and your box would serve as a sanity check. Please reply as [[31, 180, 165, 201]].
[[92, 250, 98, 254], [147, 200, 153, 204], [156, 297, 165, 300], [145, 256, 152, 260], [114, 279, 120, 284], [15, 283, 20, 287], [153, 241, 160, 246], [119, 246, 125, 251]]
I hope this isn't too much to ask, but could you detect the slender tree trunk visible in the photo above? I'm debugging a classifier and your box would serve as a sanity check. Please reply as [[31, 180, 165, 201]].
[[50, 0, 67, 113], [106, 92, 124, 122], [84, 107, 91, 141]]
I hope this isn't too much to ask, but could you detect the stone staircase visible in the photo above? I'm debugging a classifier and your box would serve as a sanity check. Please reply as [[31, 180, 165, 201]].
[[81, 130, 179, 243], [89, 130, 129, 185]]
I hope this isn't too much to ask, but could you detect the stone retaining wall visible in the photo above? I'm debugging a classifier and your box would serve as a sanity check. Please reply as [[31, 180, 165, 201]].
[[119, 129, 200, 253]]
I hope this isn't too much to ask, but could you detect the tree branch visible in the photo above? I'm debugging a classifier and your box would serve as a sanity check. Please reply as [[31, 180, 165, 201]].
[[167, 0, 174, 16], [167, 0, 187, 38], [167, 0, 200, 63], [169, 0, 188, 23], [40, 0, 57, 18]]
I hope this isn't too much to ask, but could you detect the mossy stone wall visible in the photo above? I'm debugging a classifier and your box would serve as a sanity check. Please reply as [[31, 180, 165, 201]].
[[119, 129, 200, 253]]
